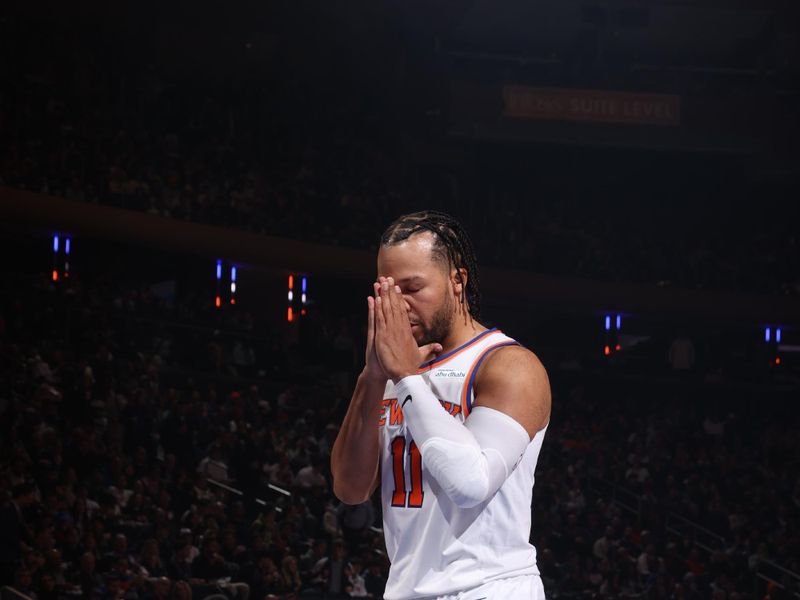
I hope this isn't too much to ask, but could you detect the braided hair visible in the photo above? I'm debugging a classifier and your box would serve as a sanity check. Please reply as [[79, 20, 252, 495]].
[[380, 210, 482, 321]]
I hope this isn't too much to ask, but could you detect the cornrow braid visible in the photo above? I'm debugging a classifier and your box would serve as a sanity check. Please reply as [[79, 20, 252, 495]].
[[380, 210, 482, 321]]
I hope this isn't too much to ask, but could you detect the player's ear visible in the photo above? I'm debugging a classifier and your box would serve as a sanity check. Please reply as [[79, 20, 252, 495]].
[[451, 268, 468, 297]]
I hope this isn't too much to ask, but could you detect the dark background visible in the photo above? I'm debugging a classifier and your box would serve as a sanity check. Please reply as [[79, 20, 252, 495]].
[[1, 1, 799, 599]]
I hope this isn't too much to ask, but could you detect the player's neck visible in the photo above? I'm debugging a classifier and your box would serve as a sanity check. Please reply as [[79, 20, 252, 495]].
[[439, 317, 487, 356]]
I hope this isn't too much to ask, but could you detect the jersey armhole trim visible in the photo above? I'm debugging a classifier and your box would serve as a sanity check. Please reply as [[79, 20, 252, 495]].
[[461, 340, 520, 417], [417, 328, 499, 372]]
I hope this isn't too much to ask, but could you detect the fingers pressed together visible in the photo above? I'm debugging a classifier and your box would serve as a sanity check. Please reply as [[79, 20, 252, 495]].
[[375, 276, 406, 328]]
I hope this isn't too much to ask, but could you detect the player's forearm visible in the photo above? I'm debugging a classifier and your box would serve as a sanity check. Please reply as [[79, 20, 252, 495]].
[[331, 370, 385, 504], [394, 375, 529, 508]]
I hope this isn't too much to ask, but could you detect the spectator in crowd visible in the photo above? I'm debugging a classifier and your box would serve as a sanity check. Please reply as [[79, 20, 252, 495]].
[[278, 555, 302, 595], [344, 558, 368, 598], [0, 483, 36, 584], [312, 539, 350, 598]]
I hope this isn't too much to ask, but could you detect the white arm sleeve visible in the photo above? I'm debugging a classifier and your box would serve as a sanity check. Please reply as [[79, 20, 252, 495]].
[[393, 374, 530, 508]]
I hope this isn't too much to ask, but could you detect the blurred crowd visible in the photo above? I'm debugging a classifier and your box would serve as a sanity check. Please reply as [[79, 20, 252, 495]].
[[1, 259, 799, 600], [0, 269, 388, 600], [533, 380, 800, 599]]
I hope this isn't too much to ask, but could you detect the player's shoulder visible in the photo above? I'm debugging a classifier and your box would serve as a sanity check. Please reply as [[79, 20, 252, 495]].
[[482, 342, 547, 377], [473, 342, 551, 434], [475, 342, 550, 397]]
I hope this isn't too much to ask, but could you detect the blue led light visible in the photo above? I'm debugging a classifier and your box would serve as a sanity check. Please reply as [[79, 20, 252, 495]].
[[302, 276, 307, 293], [231, 266, 237, 282], [53, 235, 59, 252], [604, 315, 611, 331], [216, 260, 222, 281], [776, 328, 781, 343], [616, 314, 621, 330], [65, 238, 71, 255], [765, 327, 771, 343]]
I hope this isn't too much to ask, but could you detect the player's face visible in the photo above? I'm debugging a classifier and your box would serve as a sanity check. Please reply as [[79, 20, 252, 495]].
[[377, 233, 455, 347]]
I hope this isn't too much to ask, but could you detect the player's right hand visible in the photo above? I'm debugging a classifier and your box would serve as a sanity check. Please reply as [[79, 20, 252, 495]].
[[363, 280, 387, 383]]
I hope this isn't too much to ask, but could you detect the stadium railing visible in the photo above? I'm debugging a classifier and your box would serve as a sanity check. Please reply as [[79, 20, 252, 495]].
[[1, 587, 34, 600]]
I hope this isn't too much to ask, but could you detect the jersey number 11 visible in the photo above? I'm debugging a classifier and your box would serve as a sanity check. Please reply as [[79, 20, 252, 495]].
[[390, 436, 424, 508]]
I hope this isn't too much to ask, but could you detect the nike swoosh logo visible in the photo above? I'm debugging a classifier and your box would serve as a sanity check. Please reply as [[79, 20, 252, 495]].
[[401, 394, 413, 409]]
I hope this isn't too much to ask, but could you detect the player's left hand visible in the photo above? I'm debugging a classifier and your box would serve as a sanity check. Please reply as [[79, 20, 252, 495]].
[[374, 276, 441, 382]]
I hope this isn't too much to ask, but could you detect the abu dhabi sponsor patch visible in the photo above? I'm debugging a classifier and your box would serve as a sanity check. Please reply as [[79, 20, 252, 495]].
[[431, 369, 466, 378]]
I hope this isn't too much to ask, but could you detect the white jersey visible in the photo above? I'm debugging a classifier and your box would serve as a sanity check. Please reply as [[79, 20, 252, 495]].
[[378, 328, 548, 600]]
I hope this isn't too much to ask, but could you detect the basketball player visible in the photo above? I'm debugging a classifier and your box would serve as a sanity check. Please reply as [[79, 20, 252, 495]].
[[331, 211, 551, 600]]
